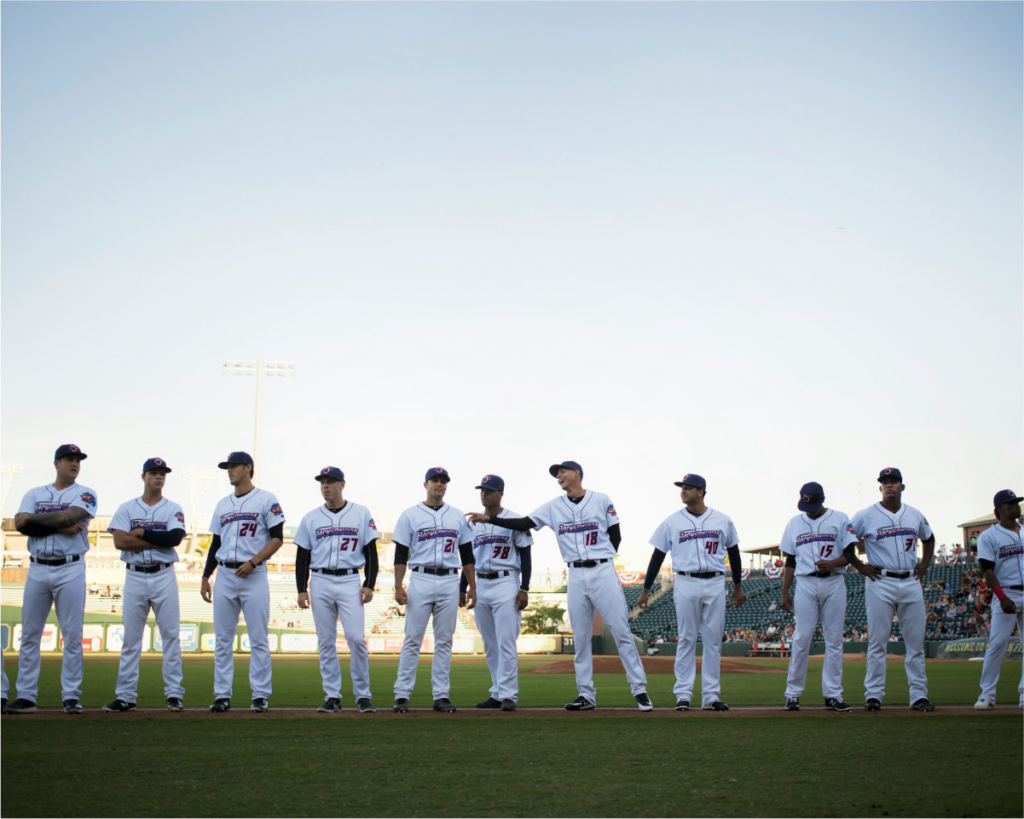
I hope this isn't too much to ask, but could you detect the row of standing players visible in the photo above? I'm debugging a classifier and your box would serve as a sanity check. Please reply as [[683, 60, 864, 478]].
[[2, 448, 1022, 714]]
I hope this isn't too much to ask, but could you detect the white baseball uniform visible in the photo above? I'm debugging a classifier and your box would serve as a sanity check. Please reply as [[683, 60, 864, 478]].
[[976, 523, 1024, 706], [649, 507, 739, 705], [14, 483, 96, 702], [294, 502, 378, 702], [851, 502, 933, 704], [209, 488, 285, 701], [531, 492, 647, 703], [392, 502, 473, 700], [108, 497, 186, 703], [780, 510, 858, 700], [470, 509, 533, 703]]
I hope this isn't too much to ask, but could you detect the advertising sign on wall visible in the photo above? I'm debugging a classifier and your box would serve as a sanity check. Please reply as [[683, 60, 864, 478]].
[[82, 624, 104, 651]]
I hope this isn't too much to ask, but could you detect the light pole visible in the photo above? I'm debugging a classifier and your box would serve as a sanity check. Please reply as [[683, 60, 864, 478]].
[[222, 359, 297, 485]]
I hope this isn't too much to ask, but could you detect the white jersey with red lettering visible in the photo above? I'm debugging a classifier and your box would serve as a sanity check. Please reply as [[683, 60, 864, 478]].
[[293, 502, 377, 571], [648, 507, 739, 574], [850, 503, 933, 573], [392, 502, 473, 570], [779, 509, 858, 576], [528, 491, 618, 563], [17, 483, 98, 558], [209, 488, 286, 564], [976, 523, 1024, 588], [108, 497, 186, 565], [470, 508, 534, 573]]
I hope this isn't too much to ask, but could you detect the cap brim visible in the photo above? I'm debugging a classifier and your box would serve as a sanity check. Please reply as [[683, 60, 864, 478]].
[[218, 461, 244, 469], [675, 481, 702, 490], [147, 467, 171, 474], [475, 485, 501, 491], [997, 496, 1024, 506], [315, 474, 341, 482], [797, 500, 824, 513]]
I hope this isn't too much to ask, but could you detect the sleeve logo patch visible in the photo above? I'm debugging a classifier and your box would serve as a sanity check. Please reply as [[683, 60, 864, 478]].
[[80, 493, 96, 506], [175, 511, 186, 523], [270, 503, 284, 517], [368, 518, 378, 531], [607, 504, 617, 516], [847, 525, 856, 535]]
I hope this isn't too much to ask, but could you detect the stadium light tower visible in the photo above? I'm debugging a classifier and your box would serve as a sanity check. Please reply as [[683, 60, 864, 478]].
[[0, 462, 24, 517], [221, 359, 297, 484]]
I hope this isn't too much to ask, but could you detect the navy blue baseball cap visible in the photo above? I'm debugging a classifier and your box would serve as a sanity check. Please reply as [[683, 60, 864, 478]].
[[475, 474, 505, 491], [425, 466, 450, 483], [878, 467, 903, 483], [54, 444, 87, 461], [549, 460, 583, 479], [674, 473, 706, 491], [993, 489, 1023, 507], [316, 466, 345, 482], [142, 457, 171, 473], [797, 481, 825, 513], [218, 451, 254, 469]]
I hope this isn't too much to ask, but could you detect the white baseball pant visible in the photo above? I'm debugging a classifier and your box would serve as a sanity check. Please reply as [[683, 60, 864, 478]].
[[978, 588, 1024, 706], [785, 574, 847, 699], [864, 576, 927, 704], [310, 572, 370, 702], [16, 560, 86, 702], [394, 572, 459, 700], [474, 574, 521, 702], [213, 566, 272, 700], [568, 562, 647, 704], [2, 644, 8, 700], [673, 574, 725, 705], [115, 566, 184, 702]]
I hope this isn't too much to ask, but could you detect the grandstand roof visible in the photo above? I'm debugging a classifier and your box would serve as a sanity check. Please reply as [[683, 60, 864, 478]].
[[958, 513, 997, 528]]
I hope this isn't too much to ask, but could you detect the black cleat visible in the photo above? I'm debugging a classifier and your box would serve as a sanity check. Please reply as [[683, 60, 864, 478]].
[[63, 699, 84, 714], [166, 697, 184, 712], [393, 698, 410, 713], [476, 697, 503, 709], [4, 698, 37, 715], [317, 697, 341, 713], [357, 698, 376, 714], [209, 698, 231, 713], [675, 699, 691, 712], [702, 700, 729, 711], [565, 696, 596, 711], [786, 697, 800, 711], [825, 697, 852, 712], [865, 698, 881, 712], [433, 698, 457, 713], [635, 692, 654, 712], [251, 698, 269, 713], [102, 699, 136, 713], [500, 698, 516, 712], [910, 698, 934, 712], [1, 698, 6, 711]]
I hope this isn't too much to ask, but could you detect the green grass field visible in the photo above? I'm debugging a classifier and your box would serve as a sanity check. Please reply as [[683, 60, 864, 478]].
[[2, 656, 1022, 817]]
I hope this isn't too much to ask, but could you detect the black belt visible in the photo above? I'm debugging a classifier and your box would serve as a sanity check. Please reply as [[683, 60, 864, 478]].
[[477, 570, 513, 579], [677, 571, 723, 579], [312, 567, 360, 576], [1010, 585, 1024, 591], [411, 566, 458, 576], [881, 570, 911, 579], [805, 571, 838, 578], [30, 555, 81, 566], [570, 559, 610, 568], [127, 563, 170, 574], [219, 561, 248, 570]]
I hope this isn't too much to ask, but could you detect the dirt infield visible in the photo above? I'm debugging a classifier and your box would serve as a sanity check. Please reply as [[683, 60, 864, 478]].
[[527, 656, 786, 674]]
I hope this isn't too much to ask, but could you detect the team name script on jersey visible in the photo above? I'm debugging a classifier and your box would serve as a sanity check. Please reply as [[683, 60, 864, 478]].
[[875, 527, 918, 540], [474, 534, 510, 547], [35, 503, 71, 513], [999, 544, 1024, 559], [678, 529, 723, 543], [130, 520, 168, 531], [559, 522, 599, 536], [315, 526, 359, 541], [417, 528, 460, 542], [795, 533, 838, 546], [220, 512, 260, 526]]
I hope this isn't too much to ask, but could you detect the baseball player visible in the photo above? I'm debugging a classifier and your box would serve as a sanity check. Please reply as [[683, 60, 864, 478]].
[[779, 482, 857, 711], [201, 452, 285, 713], [103, 458, 187, 713], [5, 444, 96, 715], [974, 489, 1023, 710], [638, 474, 743, 711], [461, 475, 533, 711], [294, 467, 379, 713], [849, 467, 936, 711], [467, 461, 651, 711], [392, 467, 476, 713]]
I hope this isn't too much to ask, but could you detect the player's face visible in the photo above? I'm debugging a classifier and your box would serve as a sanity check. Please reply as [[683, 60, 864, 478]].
[[879, 478, 903, 504], [225, 464, 250, 486], [320, 478, 345, 504], [479, 488, 503, 508], [680, 485, 703, 506], [142, 469, 168, 493], [54, 456, 82, 483], [425, 477, 448, 502], [996, 500, 1021, 522], [555, 468, 581, 491]]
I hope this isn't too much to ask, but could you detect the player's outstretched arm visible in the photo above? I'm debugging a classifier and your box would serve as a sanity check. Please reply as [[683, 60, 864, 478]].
[[465, 512, 534, 531]]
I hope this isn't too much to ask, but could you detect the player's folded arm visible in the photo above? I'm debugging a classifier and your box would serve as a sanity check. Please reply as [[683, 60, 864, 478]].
[[17, 505, 89, 531], [141, 529, 186, 548], [17, 521, 60, 538]]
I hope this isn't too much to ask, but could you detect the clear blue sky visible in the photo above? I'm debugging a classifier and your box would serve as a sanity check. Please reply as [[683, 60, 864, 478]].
[[3, 2, 1021, 571]]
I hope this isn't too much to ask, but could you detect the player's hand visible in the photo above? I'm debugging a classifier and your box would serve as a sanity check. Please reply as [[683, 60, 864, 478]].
[[913, 561, 931, 581], [395, 585, 408, 605], [858, 563, 882, 582], [465, 587, 477, 609], [201, 577, 213, 603], [638, 590, 650, 610], [814, 559, 835, 572], [732, 586, 745, 608], [361, 587, 374, 605], [59, 521, 87, 535], [459, 592, 468, 607], [781, 591, 793, 614], [515, 590, 529, 611], [465, 513, 491, 525], [235, 560, 255, 578], [297, 592, 310, 609], [1000, 597, 1017, 614]]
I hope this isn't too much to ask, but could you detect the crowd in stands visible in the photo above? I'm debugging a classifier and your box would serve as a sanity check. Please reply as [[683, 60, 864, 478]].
[[370, 604, 405, 635]]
